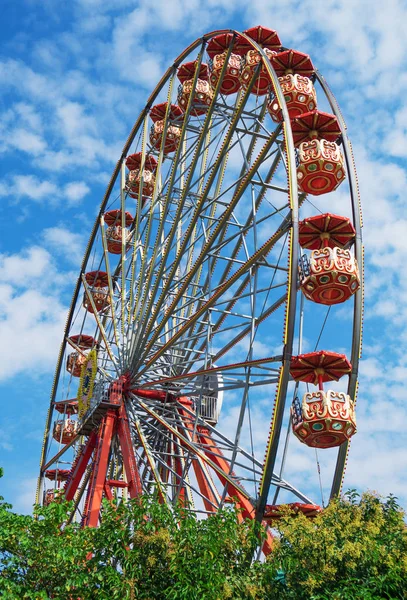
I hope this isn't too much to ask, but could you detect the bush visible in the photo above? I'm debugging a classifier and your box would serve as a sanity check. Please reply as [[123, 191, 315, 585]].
[[1, 467, 406, 600]]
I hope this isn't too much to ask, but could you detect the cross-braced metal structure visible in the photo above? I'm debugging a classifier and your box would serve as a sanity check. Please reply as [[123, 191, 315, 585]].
[[37, 27, 363, 551]]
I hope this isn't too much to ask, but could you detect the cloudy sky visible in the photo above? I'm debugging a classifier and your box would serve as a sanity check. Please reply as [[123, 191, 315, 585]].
[[0, 0, 406, 513]]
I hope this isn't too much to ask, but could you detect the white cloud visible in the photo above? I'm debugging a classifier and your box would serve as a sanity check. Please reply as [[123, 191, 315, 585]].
[[42, 226, 85, 264], [0, 247, 51, 285], [10, 175, 58, 201], [0, 246, 71, 382], [0, 175, 90, 207], [64, 181, 90, 204]]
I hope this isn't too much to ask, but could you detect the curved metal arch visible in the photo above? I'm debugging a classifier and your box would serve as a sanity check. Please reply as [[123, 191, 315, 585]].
[[315, 72, 364, 499]]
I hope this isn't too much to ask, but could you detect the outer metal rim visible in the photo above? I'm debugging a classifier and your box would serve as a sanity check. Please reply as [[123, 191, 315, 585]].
[[315, 72, 364, 499]]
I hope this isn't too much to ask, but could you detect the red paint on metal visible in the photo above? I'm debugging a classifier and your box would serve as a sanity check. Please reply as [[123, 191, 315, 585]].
[[243, 26, 282, 50], [67, 334, 97, 350], [270, 49, 314, 77], [299, 214, 356, 250], [150, 102, 184, 122], [206, 33, 244, 58], [109, 374, 129, 404], [53, 399, 78, 415], [290, 351, 352, 385], [117, 403, 143, 498], [131, 388, 176, 402], [84, 271, 109, 287], [177, 414, 218, 513], [45, 469, 70, 481], [104, 209, 133, 227], [103, 482, 114, 502], [196, 426, 273, 555], [318, 374, 324, 391], [125, 153, 158, 172], [106, 479, 129, 489], [174, 454, 187, 507], [177, 61, 210, 83], [291, 110, 341, 146], [264, 502, 322, 521], [64, 430, 98, 501], [196, 426, 255, 519], [83, 409, 116, 527]]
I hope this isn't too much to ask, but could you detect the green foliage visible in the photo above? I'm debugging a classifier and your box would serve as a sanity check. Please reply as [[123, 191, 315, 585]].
[[0, 478, 267, 599], [265, 490, 407, 600], [1, 467, 406, 600]]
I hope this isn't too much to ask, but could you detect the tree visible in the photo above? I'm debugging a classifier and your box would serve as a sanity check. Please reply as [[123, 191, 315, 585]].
[[0, 470, 267, 599], [1, 465, 406, 600], [265, 490, 407, 600]]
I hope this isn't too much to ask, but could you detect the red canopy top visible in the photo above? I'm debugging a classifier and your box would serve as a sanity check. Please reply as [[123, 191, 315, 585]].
[[67, 334, 97, 350], [291, 110, 341, 146], [235, 26, 282, 54], [104, 209, 133, 227], [84, 270, 109, 287], [45, 469, 71, 482], [150, 102, 184, 123], [206, 33, 246, 58], [125, 153, 158, 172], [54, 399, 78, 415], [290, 351, 352, 385], [299, 214, 356, 250], [270, 49, 314, 77], [177, 61, 210, 83]]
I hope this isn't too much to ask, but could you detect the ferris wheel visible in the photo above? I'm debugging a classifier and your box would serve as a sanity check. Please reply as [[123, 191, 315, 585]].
[[37, 26, 363, 552]]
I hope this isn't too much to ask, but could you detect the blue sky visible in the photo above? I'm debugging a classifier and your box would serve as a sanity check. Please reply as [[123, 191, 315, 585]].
[[0, 0, 406, 513]]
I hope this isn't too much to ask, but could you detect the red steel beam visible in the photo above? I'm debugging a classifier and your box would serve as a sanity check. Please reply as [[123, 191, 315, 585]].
[[106, 479, 129, 489], [83, 409, 116, 527], [64, 430, 98, 501], [103, 482, 114, 502], [117, 404, 143, 498], [177, 405, 219, 513], [196, 426, 273, 554], [195, 426, 255, 518]]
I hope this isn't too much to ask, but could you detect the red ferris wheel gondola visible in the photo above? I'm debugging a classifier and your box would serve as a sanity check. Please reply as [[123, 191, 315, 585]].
[[125, 152, 158, 200], [268, 49, 317, 122], [298, 213, 360, 305], [290, 352, 356, 449], [125, 152, 158, 172], [66, 334, 98, 378], [292, 110, 345, 195], [104, 209, 133, 228], [150, 102, 184, 153], [53, 399, 78, 415], [238, 26, 282, 96], [104, 209, 133, 254], [177, 61, 213, 115], [207, 33, 244, 95]]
